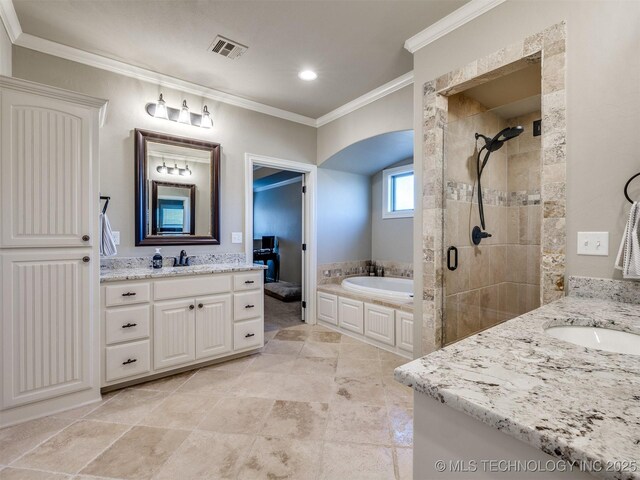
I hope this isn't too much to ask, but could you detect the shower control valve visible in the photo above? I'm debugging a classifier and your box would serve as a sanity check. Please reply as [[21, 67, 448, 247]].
[[472, 226, 492, 246]]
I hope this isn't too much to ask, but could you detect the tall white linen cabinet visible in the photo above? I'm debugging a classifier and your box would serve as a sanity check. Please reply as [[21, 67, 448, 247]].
[[0, 76, 107, 427]]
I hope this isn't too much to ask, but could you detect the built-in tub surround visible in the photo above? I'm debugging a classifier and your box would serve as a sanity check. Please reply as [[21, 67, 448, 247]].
[[318, 260, 413, 285], [420, 22, 567, 354], [396, 276, 640, 479]]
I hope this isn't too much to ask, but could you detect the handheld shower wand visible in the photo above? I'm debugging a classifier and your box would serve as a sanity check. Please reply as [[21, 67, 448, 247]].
[[472, 126, 524, 245]]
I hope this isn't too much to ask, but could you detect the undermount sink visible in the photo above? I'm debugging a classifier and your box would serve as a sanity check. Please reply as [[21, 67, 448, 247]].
[[545, 325, 640, 356]]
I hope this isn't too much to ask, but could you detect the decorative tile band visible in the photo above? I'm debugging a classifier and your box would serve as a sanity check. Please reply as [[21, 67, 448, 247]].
[[568, 276, 640, 304], [446, 180, 540, 206], [318, 260, 414, 284], [101, 253, 246, 270]]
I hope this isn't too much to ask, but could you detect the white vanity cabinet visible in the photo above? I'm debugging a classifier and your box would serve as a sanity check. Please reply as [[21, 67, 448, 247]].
[[101, 270, 263, 388], [0, 77, 107, 427]]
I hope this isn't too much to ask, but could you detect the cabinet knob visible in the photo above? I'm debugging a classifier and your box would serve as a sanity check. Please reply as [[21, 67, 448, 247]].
[[245, 304, 255, 309], [189, 304, 195, 310], [82, 256, 90, 263], [122, 358, 137, 365], [82, 234, 90, 241], [122, 323, 137, 329], [245, 333, 255, 338], [198, 303, 204, 309]]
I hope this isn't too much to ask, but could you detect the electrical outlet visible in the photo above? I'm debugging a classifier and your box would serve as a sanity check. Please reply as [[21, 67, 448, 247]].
[[231, 232, 243, 244], [577, 232, 608, 256], [112, 231, 120, 245]]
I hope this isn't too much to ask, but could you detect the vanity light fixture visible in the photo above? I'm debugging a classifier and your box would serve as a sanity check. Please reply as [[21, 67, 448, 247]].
[[157, 159, 169, 174], [201, 106, 212, 129], [157, 158, 192, 177], [145, 93, 213, 129], [178, 100, 191, 124]]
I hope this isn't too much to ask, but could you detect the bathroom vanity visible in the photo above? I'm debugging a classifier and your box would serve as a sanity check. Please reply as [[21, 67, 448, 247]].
[[100, 263, 265, 389], [395, 277, 640, 480]]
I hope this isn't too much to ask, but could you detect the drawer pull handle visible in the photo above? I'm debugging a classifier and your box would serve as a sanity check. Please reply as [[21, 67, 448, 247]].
[[122, 358, 137, 365], [198, 303, 204, 309], [245, 333, 255, 338], [245, 304, 255, 309], [122, 323, 137, 329], [122, 292, 137, 297], [189, 304, 195, 310], [244, 280, 255, 284]]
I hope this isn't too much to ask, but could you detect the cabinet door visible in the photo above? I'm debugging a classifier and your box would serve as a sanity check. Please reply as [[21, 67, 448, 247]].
[[317, 292, 338, 325], [364, 303, 395, 346], [195, 294, 232, 360], [1, 89, 94, 247], [396, 311, 414, 352], [153, 299, 196, 370], [338, 297, 364, 334], [1, 251, 93, 408]]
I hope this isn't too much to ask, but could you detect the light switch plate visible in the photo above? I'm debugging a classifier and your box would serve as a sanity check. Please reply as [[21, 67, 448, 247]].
[[577, 232, 609, 256], [112, 231, 120, 246], [231, 232, 243, 244]]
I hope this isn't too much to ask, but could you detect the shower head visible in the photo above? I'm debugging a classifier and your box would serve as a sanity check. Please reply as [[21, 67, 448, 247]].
[[475, 126, 524, 152]]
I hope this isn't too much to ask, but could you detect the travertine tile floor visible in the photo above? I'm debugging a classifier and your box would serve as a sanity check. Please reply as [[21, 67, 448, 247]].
[[0, 297, 413, 479]]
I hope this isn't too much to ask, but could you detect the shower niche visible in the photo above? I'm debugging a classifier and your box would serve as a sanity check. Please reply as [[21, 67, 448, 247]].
[[442, 63, 543, 345]]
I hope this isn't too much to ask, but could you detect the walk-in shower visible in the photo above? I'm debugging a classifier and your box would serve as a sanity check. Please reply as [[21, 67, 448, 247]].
[[472, 126, 524, 245]]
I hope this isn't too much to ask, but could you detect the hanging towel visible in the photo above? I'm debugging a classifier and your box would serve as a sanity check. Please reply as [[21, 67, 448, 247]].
[[615, 201, 640, 279], [100, 212, 117, 257]]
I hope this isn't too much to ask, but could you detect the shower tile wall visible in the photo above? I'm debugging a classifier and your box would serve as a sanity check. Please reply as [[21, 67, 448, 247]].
[[444, 94, 541, 344]]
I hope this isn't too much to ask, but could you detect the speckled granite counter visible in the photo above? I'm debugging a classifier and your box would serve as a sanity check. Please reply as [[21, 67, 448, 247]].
[[100, 263, 266, 283], [395, 293, 640, 479], [316, 282, 413, 313]]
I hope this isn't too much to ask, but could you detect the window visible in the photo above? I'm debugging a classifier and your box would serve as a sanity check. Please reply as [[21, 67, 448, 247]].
[[382, 165, 414, 219]]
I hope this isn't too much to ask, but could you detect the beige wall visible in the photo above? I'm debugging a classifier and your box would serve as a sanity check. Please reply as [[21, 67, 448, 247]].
[[317, 85, 413, 165], [0, 22, 10, 76], [371, 158, 413, 264], [13, 46, 317, 258]]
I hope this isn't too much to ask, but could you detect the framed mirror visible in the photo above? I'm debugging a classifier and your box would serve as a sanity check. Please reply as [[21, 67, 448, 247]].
[[135, 129, 220, 246]]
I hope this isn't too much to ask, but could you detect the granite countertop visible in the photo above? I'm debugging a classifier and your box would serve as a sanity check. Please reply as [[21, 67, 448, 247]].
[[395, 296, 640, 480], [316, 282, 414, 312], [100, 263, 266, 283]]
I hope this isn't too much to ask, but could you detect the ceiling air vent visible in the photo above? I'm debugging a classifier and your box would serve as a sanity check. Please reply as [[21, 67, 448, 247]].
[[209, 35, 248, 59]]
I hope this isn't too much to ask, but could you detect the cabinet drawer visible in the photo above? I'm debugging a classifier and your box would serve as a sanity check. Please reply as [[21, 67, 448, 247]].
[[154, 274, 231, 301], [234, 272, 263, 291], [105, 340, 151, 382], [234, 290, 263, 321], [234, 318, 264, 350], [105, 282, 150, 307], [105, 305, 151, 345]]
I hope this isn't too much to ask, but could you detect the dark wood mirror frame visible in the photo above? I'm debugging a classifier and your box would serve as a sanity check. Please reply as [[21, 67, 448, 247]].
[[134, 129, 220, 246]]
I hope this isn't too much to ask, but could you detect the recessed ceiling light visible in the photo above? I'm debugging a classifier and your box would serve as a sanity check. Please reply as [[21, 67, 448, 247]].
[[298, 70, 318, 81]]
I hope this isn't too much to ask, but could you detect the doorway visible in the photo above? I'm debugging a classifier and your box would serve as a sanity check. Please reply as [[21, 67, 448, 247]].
[[244, 153, 317, 333]]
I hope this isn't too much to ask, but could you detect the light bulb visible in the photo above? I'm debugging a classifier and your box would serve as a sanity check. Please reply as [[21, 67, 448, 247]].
[[183, 164, 192, 176], [154, 93, 168, 119], [156, 160, 168, 174], [201, 105, 212, 129], [178, 100, 191, 124], [298, 70, 317, 81]]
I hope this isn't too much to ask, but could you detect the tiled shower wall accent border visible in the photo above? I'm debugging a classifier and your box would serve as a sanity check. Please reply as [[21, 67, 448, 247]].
[[568, 276, 640, 305], [446, 180, 541, 206], [101, 253, 247, 270], [318, 260, 413, 284], [421, 22, 567, 354]]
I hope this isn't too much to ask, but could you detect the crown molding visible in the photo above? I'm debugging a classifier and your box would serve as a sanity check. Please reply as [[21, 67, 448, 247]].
[[0, 0, 21, 42], [14, 33, 318, 127], [315, 71, 413, 127], [404, 0, 506, 54]]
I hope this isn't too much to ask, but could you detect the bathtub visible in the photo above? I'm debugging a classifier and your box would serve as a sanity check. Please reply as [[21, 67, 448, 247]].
[[341, 276, 413, 302]]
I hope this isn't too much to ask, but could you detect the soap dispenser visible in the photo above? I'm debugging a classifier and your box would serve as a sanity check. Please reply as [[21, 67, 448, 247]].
[[152, 248, 163, 269]]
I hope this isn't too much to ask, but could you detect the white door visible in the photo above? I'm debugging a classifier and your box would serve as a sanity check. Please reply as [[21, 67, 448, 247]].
[[364, 303, 395, 346], [301, 174, 306, 321], [338, 297, 364, 334], [195, 294, 232, 360], [1, 250, 93, 408], [153, 299, 196, 370], [0, 89, 94, 248]]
